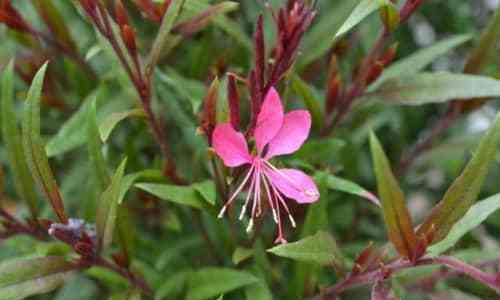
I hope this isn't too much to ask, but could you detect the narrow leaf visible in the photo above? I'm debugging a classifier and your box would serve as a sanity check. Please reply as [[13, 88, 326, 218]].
[[418, 114, 500, 243], [244, 281, 272, 300], [135, 183, 205, 209], [46, 100, 93, 157], [464, 6, 500, 74], [1, 61, 38, 217], [325, 174, 380, 206], [363, 72, 500, 105], [298, 1, 358, 69], [88, 98, 110, 191], [119, 170, 163, 204], [0, 256, 75, 300], [334, 0, 389, 40], [96, 158, 128, 252], [232, 247, 254, 265], [371, 34, 471, 88], [193, 180, 216, 206], [186, 268, 258, 300], [429, 193, 500, 256], [33, 0, 76, 52], [370, 132, 417, 258], [147, 0, 186, 78], [22, 62, 67, 223], [99, 108, 145, 142], [268, 231, 344, 267]]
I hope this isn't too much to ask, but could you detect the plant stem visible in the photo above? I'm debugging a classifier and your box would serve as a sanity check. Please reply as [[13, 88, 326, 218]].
[[323, 0, 428, 135], [95, 257, 154, 298], [90, 2, 185, 184]]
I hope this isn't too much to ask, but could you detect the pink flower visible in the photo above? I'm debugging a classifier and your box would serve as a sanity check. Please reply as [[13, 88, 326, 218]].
[[212, 87, 319, 243]]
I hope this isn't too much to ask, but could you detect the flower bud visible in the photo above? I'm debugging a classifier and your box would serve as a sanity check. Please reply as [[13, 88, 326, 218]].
[[366, 61, 384, 85], [0, 0, 31, 33], [114, 0, 129, 27], [227, 74, 240, 130], [121, 24, 138, 56], [380, 43, 399, 66], [200, 77, 219, 141]]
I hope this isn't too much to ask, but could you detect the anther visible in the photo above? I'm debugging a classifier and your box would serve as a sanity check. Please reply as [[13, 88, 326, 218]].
[[246, 219, 254, 233], [217, 206, 227, 219], [239, 204, 247, 220], [272, 209, 278, 224], [288, 214, 296, 228]]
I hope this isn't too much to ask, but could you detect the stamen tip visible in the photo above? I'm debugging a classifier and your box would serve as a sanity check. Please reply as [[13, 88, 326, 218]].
[[217, 206, 227, 219], [288, 215, 296, 228], [246, 219, 254, 233]]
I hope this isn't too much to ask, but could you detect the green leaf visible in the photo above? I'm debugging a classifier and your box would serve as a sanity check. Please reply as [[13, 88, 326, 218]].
[[96, 158, 128, 252], [428, 193, 500, 256], [268, 231, 344, 267], [417, 114, 500, 243], [362, 72, 500, 105], [186, 268, 258, 300], [293, 138, 345, 165], [464, 6, 500, 74], [0, 256, 75, 300], [22, 62, 67, 223], [371, 34, 471, 88], [135, 183, 205, 209], [46, 99, 93, 157], [87, 98, 110, 191], [184, 1, 251, 51], [334, 0, 389, 40], [325, 174, 380, 206], [232, 247, 254, 265], [298, 1, 358, 69], [1, 60, 38, 217], [99, 108, 146, 142], [370, 132, 417, 258], [291, 76, 323, 131], [46, 89, 129, 157], [32, 0, 76, 52], [119, 170, 163, 204], [155, 270, 191, 300], [244, 281, 272, 300], [147, 0, 187, 78], [193, 180, 216, 206]]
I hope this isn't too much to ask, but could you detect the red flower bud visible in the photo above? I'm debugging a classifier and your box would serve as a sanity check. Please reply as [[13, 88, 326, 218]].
[[0, 0, 31, 32], [380, 43, 399, 67], [227, 74, 240, 130], [200, 77, 219, 141], [366, 61, 384, 85], [115, 0, 129, 27], [121, 24, 137, 56]]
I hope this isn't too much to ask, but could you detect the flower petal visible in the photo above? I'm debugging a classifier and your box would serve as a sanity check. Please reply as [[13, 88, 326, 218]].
[[265, 168, 319, 204], [254, 87, 284, 153], [265, 110, 311, 159], [212, 124, 252, 167]]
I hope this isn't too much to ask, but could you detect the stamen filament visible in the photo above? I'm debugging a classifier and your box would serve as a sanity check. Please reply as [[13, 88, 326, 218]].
[[239, 168, 257, 220], [218, 164, 255, 218], [262, 172, 278, 224]]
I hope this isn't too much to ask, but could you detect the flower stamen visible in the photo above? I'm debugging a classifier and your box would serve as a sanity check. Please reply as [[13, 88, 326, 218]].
[[218, 164, 255, 218]]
